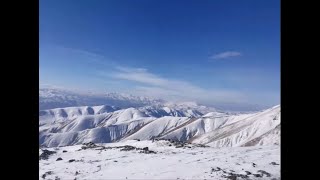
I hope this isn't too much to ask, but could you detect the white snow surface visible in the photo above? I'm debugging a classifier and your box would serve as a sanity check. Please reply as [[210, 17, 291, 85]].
[[39, 140, 280, 180], [39, 104, 280, 179], [39, 105, 203, 147], [40, 104, 280, 148], [192, 105, 280, 147]]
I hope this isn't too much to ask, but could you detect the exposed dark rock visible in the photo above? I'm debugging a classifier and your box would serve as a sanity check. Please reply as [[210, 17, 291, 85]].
[[114, 160, 118, 162], [175, 144, 184, 148], [257, 170, 271, 177], [253, 173, 262, 177], [80, 144, 158, 154], [227, 173, 248, 179], [81, 142, 99, 149], [68, 159, 76, 163], [225, 175, 237, 180], [211, 167, 221, 173], [139, 149, 157, 154], [120, 145, 136, 151], [194, 144, 209, 148], [88, 160, 101, 163], [270, 162, 279, 165], [96, 146, 112, 151], [56, 157, 63, 161], [137, 146, 156, 154], [252, 163, 257, 167], [62, 150, 67, 153], [238, 174, 249, 178], [39, 149, 56, 160], [42, 171, 53, 179]]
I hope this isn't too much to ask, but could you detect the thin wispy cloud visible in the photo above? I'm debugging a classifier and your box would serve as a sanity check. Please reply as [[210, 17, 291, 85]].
[[210, 51, 242, 60], [40, 46, 277, 110], [46, 44, 118, 66], [100, 66, 248, 105]]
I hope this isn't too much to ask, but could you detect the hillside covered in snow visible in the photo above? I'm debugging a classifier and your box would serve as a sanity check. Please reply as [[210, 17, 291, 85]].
[[39, 103, 280, 148], [39, 96, 280, 179], [40, 140, 280, 180]]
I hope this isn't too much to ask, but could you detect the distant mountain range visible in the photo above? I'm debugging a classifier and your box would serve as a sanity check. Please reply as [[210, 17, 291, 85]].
[[39, 102, 280, 148], [39, 87, 280, 148], [39, 87, 219, 114], [39, 88, 167, 110]]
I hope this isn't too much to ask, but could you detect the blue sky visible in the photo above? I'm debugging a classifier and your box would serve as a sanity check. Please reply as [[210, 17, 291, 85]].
[[40, 0, 280, 111]]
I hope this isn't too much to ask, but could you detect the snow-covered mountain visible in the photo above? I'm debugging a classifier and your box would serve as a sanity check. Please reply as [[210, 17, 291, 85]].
[[39, 103, 280, 148], [125, 105, 280, 147], [190, 105, 280, 147], [39, 88, 218, 114], [39, 103, 281, 179], [163, 101, 217, 114], [39, 88, 165, 110]]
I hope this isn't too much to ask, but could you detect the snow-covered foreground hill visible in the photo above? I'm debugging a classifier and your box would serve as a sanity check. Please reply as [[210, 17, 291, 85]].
[[39, 105, 280, 148], [39, 140, 280, 180]]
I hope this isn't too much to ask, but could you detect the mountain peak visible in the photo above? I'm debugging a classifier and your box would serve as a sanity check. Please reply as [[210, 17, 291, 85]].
[[39, 87, 165, 110]]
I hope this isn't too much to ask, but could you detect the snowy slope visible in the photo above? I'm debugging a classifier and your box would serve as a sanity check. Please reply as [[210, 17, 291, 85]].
[[191, 105, 280, 147], [39, 140, 280, 180], [163, 101, 217, 114], [39, 103, 280, 148], [39, 105, 120, 125], [39, 105, 204, 147], [39, 108, 154, 147], [160, 114, 230, 142], [123, 111, 229, 142], [125, 116, 191, 140], [123, 105, 280, 147], [138, 105, 203, 117]]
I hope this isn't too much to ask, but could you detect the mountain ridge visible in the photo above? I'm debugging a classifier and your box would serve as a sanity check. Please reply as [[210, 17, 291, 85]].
[[39, 104, 280, 148]]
